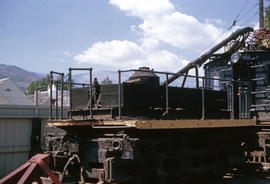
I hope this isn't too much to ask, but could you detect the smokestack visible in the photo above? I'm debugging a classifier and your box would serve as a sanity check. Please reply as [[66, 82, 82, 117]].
[[260, 0, 264, 29]]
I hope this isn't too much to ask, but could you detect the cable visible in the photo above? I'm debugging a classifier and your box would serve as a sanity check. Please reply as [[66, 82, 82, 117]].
[[209, 2, 258, 51], [237, 0, 249, 19], [239, 3, 259, 21], [240, 11, 259, 26], [202, 1, 253, 52]]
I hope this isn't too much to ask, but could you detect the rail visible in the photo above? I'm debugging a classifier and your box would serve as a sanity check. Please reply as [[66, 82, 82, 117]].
[[49, 68, 250, 121]]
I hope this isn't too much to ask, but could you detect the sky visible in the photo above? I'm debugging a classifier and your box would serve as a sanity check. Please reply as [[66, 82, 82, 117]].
[[0, 0, 269, 74]]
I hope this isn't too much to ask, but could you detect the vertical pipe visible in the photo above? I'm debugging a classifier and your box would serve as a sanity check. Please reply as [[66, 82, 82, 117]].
[[202, 78, 205, 120], [195, 67, 199, 89], [68, 68, 72, 119], [118, 70, 121, 119], [239, 86, 242, 119], [49, 71, 53, 119], [55, 81, 58, 119], [90, 68, 93, 118], [166, 73, 169, 119]]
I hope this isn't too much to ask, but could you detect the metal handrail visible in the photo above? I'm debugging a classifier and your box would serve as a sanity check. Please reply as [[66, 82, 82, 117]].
[[118, 69, 250, 120]]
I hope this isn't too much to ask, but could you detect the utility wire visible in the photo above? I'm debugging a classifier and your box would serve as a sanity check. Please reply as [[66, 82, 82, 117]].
[[228, 0, 249, 30], [238, 3, 259, 21], [241, 11, 260, 26], [192, 1, 257, 65], [236, 0, 249, 19], [202, 1, 254, 52]]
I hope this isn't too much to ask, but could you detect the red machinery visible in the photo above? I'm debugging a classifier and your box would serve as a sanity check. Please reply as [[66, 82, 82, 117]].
[[0, 154, 62, 184]]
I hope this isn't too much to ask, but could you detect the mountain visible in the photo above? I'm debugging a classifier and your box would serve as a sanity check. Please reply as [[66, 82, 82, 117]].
[[0, 64, 43, 91]]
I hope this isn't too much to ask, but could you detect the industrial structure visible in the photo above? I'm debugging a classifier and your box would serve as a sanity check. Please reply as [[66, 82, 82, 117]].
[[3, 26, 265, 184], [3, 1, 270, 184]]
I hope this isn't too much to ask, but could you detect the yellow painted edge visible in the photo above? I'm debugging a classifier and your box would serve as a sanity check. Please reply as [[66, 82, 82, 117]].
[[47, 119, 256, 129]]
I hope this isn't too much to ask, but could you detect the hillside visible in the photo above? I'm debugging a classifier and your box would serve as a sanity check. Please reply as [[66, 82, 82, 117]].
[[0, 64, 43, 91]]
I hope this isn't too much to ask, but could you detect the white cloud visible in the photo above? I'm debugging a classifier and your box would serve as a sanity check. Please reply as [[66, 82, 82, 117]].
[[74, 40, 144, 68], [75, 0, 228, 73], [139, 12, 223, 51], [109, 0, 174, 18], [110, 0, 224, 52], [74, 40, 186, 72]]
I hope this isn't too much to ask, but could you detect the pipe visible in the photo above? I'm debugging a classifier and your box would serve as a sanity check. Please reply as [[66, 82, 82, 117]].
[[161, 27, 254, 86]]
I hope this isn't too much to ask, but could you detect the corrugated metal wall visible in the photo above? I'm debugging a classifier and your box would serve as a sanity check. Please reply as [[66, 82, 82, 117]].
[[0, 118, 32, 178], [0, 105, 67, 178]]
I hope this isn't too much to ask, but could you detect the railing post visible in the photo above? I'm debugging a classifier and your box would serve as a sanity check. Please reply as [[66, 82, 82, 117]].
[[68, 68, 72, 119], [118, 70, 121, 119], [49, 71, 53, 119], [55, 81, 58, 119], [61, 73, 64, 119], [89, 68, 93, 118], [195, 67, 199, 89], [201, 78, 205, 120], [165, 73, 169, 119]]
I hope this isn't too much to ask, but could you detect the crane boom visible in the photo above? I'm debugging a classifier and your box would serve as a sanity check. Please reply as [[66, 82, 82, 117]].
[[161, 27, 254, 86]]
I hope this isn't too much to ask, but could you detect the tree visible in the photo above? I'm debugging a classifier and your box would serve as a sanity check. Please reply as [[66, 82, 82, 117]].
[[101, 76, 112, 85], [27, 74, 50, 94], [27, 74, 70, 94], [265, 6, 270, 28]]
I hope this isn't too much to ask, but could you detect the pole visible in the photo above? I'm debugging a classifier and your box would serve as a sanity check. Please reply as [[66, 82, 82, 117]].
[[89, 69, 93, 118], [118, 70, 121, 119], [49, 71, 53, 119], [201, 78, 205, 120], [165, 73, 169, 119], [195, 67, 199, 89], [55, 81, 58, 119], [68, 68, 72, 119], [61, 73, 64, 119], [259, 0, 264, 29]]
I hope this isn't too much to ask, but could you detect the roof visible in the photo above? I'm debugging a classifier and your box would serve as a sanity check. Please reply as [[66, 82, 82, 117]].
[[0, 78, 33, 105]]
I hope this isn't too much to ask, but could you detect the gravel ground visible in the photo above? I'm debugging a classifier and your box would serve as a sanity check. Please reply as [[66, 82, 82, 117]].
[[221, 174, 270, 184]]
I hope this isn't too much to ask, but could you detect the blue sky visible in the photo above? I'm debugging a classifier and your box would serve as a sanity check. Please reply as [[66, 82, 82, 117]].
[[0, 0, 268, 74]]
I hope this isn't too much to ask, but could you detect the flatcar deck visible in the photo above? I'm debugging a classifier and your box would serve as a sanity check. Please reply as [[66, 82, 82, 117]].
[[47, 119, 257, 129]]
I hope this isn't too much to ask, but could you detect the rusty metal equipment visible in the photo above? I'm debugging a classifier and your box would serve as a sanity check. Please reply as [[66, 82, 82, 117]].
[[0, 154, 62, 184], [8, 25, 270, 184]]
